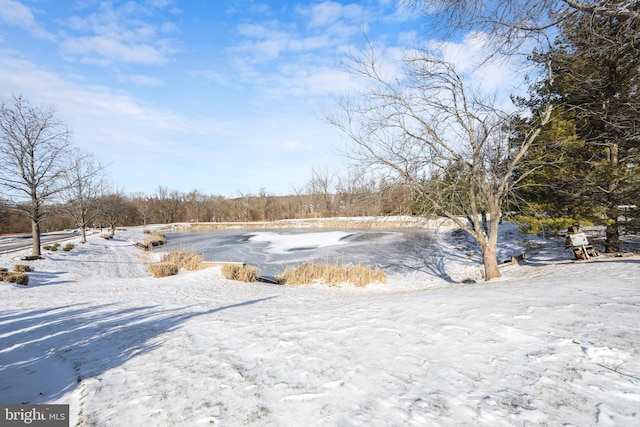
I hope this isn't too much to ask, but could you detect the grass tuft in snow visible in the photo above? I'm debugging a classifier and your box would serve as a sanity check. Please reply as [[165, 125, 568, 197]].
[[221, 264, 259, 282], [148, 263, 179, 278], [0, 271, 29, 285], [13, 264, 33, 272], [148, 250, 205, 277], [162, 250, 205, 271], [279, 262, 386, 287], [143, 234, 167, 247]]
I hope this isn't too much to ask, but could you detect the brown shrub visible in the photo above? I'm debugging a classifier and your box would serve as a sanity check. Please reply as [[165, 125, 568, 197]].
[[144, 234, 166, 247], [221, 264, 259, 282], [148, 250, 205, 278], [63, 243, 74, 252], [161, 251, 205, 271], [148, 263, 179, 278], [13, 264, 33, 273], [279, 262, 385, 287], [1, 272, 29, 285]]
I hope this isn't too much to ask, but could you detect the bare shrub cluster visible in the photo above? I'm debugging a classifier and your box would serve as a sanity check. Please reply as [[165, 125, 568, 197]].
[[148, 250, 205, 278], [148, 263, 179, 278], [144, 234, 166, 247], [221, 264, 259, 282], [162, 250, 205, 271], [279, 262, 385, 287], [43, 242, 60, 251], [13, 264, 33, 272], [1, 266, 30, 285]]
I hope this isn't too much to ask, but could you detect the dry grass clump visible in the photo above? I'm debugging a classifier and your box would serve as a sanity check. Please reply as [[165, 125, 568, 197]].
[[43, 242, 60, 251], [161, 250, 205, 271], [13, 264, 33, 273], [1, 269, 29, 285], [63, 243, 74, 252], [144, 234, 167, 247], [279, 262, 386, 287], [221, 264, 259, 282], [148, 250, 205, 278], [148, 263, 179, 278]]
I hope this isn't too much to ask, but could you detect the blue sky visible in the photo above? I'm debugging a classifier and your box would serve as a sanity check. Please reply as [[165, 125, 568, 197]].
[[0, 0, 518, 197]]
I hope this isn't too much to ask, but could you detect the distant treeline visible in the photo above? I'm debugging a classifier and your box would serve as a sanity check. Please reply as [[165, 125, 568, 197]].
[[0, 174, 415, 234]]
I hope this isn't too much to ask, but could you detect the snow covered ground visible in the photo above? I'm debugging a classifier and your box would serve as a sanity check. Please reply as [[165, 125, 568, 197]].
[[1, 222, 639, 426]]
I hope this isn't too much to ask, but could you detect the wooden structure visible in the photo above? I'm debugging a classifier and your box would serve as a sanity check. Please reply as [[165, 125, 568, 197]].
[[566, 231, 598, 260]]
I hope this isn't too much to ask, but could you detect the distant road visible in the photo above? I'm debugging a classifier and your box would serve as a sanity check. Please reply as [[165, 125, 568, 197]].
[[0, 231, 81, 253]]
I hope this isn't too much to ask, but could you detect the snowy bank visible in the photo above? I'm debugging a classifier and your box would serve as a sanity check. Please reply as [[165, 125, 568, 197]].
[[0, 223, 639, 426]]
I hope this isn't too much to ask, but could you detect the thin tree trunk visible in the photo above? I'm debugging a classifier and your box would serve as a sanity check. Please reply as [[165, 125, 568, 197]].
[[31, 220, 41, 257], [605, 208, 620, 253], [605, 142, 620, 253]]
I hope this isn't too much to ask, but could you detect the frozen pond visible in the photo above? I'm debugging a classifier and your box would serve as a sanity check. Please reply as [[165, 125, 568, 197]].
[[164, 229, 439, 276]]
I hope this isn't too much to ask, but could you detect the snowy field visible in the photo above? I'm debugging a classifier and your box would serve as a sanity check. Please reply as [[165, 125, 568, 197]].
[[1, 221, 639, 426]]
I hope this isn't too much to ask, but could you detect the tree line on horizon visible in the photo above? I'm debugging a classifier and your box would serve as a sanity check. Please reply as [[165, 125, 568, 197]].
[[1, 1, 638, 279], [0, 174, 415, 235]]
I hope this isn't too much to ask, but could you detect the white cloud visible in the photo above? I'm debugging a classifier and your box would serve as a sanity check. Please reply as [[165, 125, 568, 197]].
[[301, 1, 364, 29], [0, 0, 55, 40], [61, 36, 169, 65], [427, 31, 525, 102], [0, 52, 340, 196], [117, 73, 164, 87], [60, 1, 177, 65]]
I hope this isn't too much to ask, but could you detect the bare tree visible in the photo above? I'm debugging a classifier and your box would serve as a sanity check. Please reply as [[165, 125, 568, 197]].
[[0, 95, 71, 256], [130, 192, 153, 227], [152, 186, 183, 224], [335, 169, 377, 216], [326, 50, 552, 280], [60, 152, 106, 243], [96, 189, 128, 235], [307, 167, 336, 217], [402, 0, 639, 57]]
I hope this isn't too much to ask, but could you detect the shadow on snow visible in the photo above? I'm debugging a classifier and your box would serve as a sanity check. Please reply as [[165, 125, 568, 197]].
[[0, 297, 276, 404]]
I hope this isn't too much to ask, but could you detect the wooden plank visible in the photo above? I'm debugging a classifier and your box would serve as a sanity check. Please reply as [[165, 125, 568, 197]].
[[201, 261, 246, 267]]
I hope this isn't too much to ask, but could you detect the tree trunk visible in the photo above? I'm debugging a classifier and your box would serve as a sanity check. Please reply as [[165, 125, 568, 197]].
[[31, 220, 41, 257], [482, 242, 501, 281], [604, 142, 621, 253], [80, 227, 87, 244], [605, 209, 620, 253]]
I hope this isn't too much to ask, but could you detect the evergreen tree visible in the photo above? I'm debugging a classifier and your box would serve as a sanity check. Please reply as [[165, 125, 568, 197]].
[[517, 1, 640, 250]]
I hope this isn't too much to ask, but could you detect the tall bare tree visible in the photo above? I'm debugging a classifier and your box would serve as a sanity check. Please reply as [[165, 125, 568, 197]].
[[327, 50, 552, 280], [152, 186, 183, 224], [60, 151, 106, 243], [96, 189, 129, 235], [402, 0, 639, 56], [307, 167, 335, 217], [0, 95, 71, 256]]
